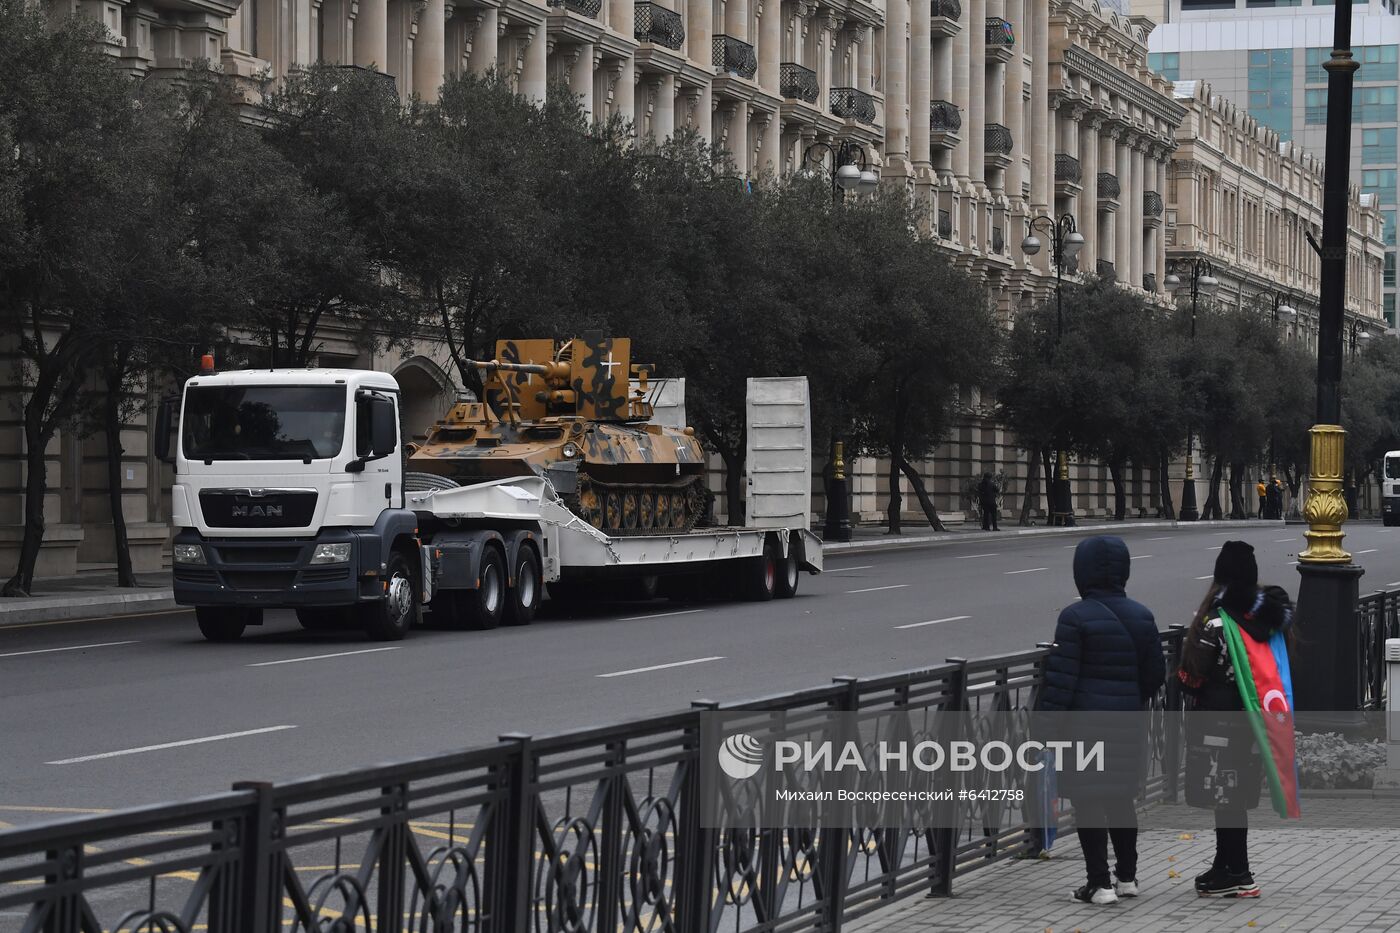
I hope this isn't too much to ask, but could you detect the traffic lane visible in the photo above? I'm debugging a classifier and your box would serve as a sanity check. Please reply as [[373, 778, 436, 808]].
[[1, 523, 1393, 814]]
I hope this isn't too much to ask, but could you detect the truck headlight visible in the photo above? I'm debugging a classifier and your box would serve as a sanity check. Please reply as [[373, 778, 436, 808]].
[[173, 544, 206, 565], [562, 443, 579, 458], [311, 542, 352, 564]]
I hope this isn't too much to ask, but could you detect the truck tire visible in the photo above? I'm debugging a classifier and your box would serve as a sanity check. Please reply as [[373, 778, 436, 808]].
[[739, 539, 779, 602], [451, 546, 506, 630], [296, 607, 353, 631], [361, 549, 419, 641], [775, 536, 801, 599], [504, 546, 541, 626], [197, 606, 254, 642]]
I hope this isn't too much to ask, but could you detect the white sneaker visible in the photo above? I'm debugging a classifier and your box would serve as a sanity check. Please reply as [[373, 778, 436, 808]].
[[1115, 879, 1139, 898], [1072, 884, 1119, 905]]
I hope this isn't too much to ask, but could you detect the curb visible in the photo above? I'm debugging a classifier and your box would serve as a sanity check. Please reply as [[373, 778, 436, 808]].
[[0, 589, 180, 627], [820, 519, 1281, 554]]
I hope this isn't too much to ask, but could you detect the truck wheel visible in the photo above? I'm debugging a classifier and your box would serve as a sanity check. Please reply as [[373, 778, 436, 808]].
[[197, 606, 254, 642], [296, 607, 352, 631], [775, 537, 801, 599], [454, 546, 506, 630], [361, 550, 418, 641], [504, 546, 541, 626], [739, 539, 779, 602]]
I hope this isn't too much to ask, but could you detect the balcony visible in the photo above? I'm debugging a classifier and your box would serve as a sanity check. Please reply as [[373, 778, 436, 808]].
[[780, 62, 819, 104], [1143, 272, 1157, 293], [547, 0, 602, 18], [929, 100, 961, 149], [932, 0, 962, 37], [985, 123, 1012, 169], [713, 35, 757, 80], [1055, 152, 1082, 196], [1097, 260, 1116, 282], [986, 17, 1015, 63], [1097, 172, 1120, 203], [831, 87, 877, 126], [634, 2, 685, 50], [1144, 190, 1164, 225]]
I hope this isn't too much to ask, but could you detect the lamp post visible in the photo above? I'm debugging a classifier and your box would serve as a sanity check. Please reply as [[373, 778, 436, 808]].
[[1021, 213, 1086, 527], [1348, 319, 1372, 358], [1294, 0, 1364, 721], [805, 140, 877, 542], [1163, 257, 1219, 522]]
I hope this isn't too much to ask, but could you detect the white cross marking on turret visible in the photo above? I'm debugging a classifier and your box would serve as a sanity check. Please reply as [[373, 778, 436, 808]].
[[602, 353, 620, 378]]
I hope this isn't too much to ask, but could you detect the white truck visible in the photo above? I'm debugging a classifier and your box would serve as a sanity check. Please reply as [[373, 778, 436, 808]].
[[157, 362, 822, 641], [1383, 449, 1400, 526]]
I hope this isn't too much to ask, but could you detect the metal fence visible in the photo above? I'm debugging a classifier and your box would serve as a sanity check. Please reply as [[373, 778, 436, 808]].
[[1359, 588, 1400, 710], [0, 630, 1188, 933]]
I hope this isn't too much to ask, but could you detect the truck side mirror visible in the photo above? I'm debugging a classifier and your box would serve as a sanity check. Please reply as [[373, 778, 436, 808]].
[[154, 396, 178, 464], [371, 397, 397, 457]]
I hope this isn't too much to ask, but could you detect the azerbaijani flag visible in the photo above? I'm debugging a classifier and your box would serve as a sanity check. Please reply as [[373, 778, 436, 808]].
[[1218, 609, 1302, 819]]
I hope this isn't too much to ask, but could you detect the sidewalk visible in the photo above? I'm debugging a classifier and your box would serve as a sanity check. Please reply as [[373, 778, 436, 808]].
[[0, 517, 1292, 627], [846, 798, 1400, 932]]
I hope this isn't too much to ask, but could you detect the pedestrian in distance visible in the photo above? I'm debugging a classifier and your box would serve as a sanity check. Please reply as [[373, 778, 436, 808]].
[[1178, 541, 1300, 900], [1036, 535, 1167, 905], [1266, 478, 1282, 521], [978, 472, 1000, 531], [1256, 480, 1267, 519]]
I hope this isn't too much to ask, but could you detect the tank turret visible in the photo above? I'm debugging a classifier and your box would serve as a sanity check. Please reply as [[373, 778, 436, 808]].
[[408, 334, 709, 534]]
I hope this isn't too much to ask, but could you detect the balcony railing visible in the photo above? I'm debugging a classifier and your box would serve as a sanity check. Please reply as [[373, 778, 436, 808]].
[[985, 123, 1013, 155], [713, 34, 757, 79], [1098, 260, 1116, 281], [1144, 190, 1164, 217], [933, 0, 962, 17], [1143, 272, 1157, 293], [780, 62, 819, 103], [930, 100, 962, 131], [548, 0, 602, 18], [1097, 172, 1120, 200], [831, 87, 877, 125], [1055, 153, 1082, 184], [634, 1, 685, 50], [986, 16, 1014, 46]]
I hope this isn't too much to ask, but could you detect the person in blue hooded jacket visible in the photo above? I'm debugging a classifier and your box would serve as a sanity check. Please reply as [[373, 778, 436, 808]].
[[1036, 535, 1166, 905]]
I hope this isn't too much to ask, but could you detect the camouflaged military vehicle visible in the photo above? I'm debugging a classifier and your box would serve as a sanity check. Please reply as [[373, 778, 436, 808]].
[[407, 335, 709, 534]]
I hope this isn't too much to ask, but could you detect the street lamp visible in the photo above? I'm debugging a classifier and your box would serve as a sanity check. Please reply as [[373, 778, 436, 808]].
[[803, 139, 876, 543], [1022, 213, 1086, 526], [1348, 319, 1373, 358], [1164, 257, 1218, 522]]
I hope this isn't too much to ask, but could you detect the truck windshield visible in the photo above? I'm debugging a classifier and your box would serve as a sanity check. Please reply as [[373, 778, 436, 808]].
[[182, 386, 347, 461], [1387, 455, 1400, 481]]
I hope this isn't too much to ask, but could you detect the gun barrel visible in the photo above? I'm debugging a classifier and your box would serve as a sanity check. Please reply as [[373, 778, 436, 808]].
[[469, 358, 551, 376]]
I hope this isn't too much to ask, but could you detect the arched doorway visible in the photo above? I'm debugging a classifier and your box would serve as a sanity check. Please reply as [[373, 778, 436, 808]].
[[393, 356, 456, 443]]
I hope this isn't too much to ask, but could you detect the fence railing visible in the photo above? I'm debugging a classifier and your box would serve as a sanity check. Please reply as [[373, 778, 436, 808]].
[[1359, 588, 1400, 709], [634, 1, 685, 49], [0, 630, 1188, 933]]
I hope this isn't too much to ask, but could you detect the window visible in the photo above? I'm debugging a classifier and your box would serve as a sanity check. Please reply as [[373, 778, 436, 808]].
[[1248, 49, 1293, 139], [1360, 44, 1399, 82], [1364, 127, 1398, 164], [1148, 52, 1179, 82], [1387, 253, 1396, 288], [1386, 292, 1396, 329], [1314, 86, 1400, 123], [1305, 88, 1328, 125], [1384, 210, 1397, 246]]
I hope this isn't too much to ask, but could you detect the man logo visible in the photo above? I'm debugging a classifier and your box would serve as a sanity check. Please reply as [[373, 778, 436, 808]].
[[717, 733, 764, 780], [231, 504, 283, 518]]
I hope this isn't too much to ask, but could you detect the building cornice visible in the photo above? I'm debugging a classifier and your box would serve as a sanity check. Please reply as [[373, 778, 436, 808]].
[[1062, 45, 1186, 129]]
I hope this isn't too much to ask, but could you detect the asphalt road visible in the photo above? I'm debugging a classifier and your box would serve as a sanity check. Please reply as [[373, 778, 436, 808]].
[[2, 521, 1396, 824]]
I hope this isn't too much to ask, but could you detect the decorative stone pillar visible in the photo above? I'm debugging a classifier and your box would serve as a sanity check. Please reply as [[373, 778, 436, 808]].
[[1116, 135, 1131, 274], [726, 0, 748, 41], [1100, 129, 1117, 267], [414, 0, 446, 101], [885, 0, 910, 176], [653, 73, 676, 139], [470, 7, 499, 76], [1156, 155, 1168, 289], [967, 0, 986, 190], [1130, 141, 1145, 287], [354, 0, 388, 70], [687, 0, 711, 67], [614, 57, 636, 125], [759, 0, 780, 92], [571, 42, 595, 119], [520, 21, 546, 102], [911, 0, 932, 186], [951, 0, 971, 185]]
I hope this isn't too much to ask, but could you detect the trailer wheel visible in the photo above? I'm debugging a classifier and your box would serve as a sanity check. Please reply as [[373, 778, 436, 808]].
[[361, 550, 418, 641], [504, 546, 541, 626], [775, 537, 801, 599], [739, 538, 779, 602], [197, 606, 254, 642], [1385, 513, 1397, 527], [296, 607, 353, 631]]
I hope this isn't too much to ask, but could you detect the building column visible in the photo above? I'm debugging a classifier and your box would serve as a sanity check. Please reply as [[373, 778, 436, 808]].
[[614, 57, 635, 125], [967, 0, 986, 190], [911, 0, 932, 186], [725, 0, 748, 41], [1156, 155, 1168, 289], [885, 0, 910, 177], [759, 108, 780, 173], [687, 0, 711, 68], [470, 7, 499, 76], [951, 0, 971, 186], [571, 42, 595, 119], [1130, 141, 1145, 287], [413, 0, 445, 101], [1116, 135, 1131, 277], [1100, 130, 1117, 267], [654, 74, 676, 139], [1081, 115, 1098, 271], [759, 0, 780, 93], [520, 22, 546, 102], [354, 0, 388, 69]]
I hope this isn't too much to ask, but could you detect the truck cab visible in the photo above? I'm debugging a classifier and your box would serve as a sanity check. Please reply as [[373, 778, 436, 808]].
[[162, 367, 420, 641], [1384, 450, 1400, 526]]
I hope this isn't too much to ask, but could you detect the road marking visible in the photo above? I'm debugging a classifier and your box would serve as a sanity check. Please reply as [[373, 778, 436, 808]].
[[1131, 555, 1154, 561], [47, 725, 297, 765], [1274, 538, 1296, 543], [896, 615, 972, 630], [1062, 544, 1079, 549], [846, 584, 910, 594], [0, 640, 138, 660], [597, 656, 724, 678], [1148, 536, 1174, 541], [1006, 568, 1048, 575], [249, 647, 401, 667], [1196, 575, 1215, 580], [1213, 532, 1233, 536], [0, 608, 191, 631], [955, 553, 999, 560], [1357, 549, 1379, 555], [1207, 546, 1223, 551], [0, 804, 112, 814], [616, 608, 706, 622], [1388, 580, 1400, 587], [827, 564, 874, 571]]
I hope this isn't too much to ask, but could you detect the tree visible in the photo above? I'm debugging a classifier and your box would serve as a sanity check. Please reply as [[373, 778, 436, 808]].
[[1, 0, 146, 595], [1342, 334, 1400, 506]]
